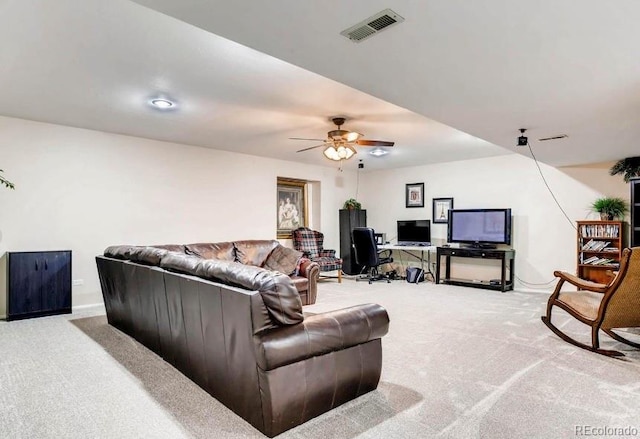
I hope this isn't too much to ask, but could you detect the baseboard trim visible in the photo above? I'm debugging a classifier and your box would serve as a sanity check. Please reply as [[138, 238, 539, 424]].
[[516, 287, 553, 294], [1, 302, 105, 320], [72, 303, 105, 312]]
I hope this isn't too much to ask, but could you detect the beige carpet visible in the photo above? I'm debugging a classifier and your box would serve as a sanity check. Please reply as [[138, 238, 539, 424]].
[[1, 280, 640, 438]]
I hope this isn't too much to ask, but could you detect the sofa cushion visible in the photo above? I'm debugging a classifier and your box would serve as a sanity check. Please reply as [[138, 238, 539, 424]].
[[262, 245, 303, 276], [185, 242, 235, 261], [104, 245, 139, 260], [151, 244, 187, 253], [128, 246, 169, 266], [160, 252, 202, 275], [197, 259, 303, 325], [234, 240, 279, 266]]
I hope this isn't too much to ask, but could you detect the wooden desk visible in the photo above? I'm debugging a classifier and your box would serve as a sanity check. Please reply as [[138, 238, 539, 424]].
[[378, 244, 436, 281]]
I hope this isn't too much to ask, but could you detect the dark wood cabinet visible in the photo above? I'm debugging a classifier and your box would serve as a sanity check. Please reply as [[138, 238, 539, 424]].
[[6, 251, 72, 321], [339, 209, 367, 275], [631, 177, 640, 247]]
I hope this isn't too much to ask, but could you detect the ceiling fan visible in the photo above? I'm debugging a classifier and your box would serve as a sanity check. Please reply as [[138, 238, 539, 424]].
[[290, 117, 395, 161]]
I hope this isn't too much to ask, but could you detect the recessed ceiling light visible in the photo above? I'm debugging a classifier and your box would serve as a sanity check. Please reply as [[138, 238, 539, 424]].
[[369, 147, 389, 157], [150, 98, 174, 109]]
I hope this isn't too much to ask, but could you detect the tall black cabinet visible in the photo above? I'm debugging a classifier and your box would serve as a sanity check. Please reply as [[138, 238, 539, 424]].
[[631, 177, 640, 247], [6, 251, 72, 321], [339, 209, 367, 275]]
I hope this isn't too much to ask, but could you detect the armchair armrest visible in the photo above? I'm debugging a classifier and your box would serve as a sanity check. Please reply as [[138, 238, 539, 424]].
[[553, 271, 609, 293], [254, 303, 389, 371], [319, 249, 336, 258]]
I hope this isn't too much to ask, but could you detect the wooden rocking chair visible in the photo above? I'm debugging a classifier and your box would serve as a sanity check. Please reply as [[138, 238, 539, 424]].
[[541, 247, 640, 357]]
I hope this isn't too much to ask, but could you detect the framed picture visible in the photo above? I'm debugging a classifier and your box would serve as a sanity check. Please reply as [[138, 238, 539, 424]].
[[433, 197, 454, 224], [277, 178, 307, 238], [405, 183, 424, 208]]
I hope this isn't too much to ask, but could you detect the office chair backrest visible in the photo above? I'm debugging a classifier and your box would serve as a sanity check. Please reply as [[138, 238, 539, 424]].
[[352, 227, 379, 267]]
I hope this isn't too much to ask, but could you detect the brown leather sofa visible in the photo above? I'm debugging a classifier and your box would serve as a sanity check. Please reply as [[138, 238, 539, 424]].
[[96, 246, 389, 437], [184, 240, 319, 305], [106, 240, 319, 305]]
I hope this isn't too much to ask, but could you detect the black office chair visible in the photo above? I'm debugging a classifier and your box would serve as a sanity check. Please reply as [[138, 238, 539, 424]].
[[352, 227, 394, 284]]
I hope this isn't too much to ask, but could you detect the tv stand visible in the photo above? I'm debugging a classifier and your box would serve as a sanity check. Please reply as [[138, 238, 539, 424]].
[[466, 243, 497, 249], [435, 247, 515, 292]]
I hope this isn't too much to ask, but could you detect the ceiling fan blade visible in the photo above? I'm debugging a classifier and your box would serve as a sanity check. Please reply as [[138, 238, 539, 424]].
[[289, 137, 327, 142], [296, 144, 326, 153], [356, 139, 395, 147]]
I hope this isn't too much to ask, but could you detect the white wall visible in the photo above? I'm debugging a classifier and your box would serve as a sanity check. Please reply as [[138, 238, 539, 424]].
[[359, 154, 629, 290], [0, 115, 630, 315], [0, 116, 357, 315]]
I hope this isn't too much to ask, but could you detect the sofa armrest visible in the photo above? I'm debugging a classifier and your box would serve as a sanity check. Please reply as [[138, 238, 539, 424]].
[[299, 259, 319, 279], [298, 259, 319, 304], [254, 303, 389, 371]]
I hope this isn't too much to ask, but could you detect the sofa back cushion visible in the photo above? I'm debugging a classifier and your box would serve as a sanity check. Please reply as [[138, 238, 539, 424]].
[[104, 245, 140, 260], [150, 244, 187, 253], [160, 252, 203, 275], [197, 259, 303, 325], [234, 240, 279, 266], [128, 246, 169, 266], [185, 242, 235, 261], [262, 245, 303, 276]]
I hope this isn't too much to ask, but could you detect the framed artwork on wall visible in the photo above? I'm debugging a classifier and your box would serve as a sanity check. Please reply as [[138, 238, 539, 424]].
[[277, 178, 307, 238], [405, 183, 424, 208], [433, 197, 454, 224]]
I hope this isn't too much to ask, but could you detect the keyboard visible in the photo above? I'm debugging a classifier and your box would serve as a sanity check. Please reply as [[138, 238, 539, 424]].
[[397, 242, 431, 247]]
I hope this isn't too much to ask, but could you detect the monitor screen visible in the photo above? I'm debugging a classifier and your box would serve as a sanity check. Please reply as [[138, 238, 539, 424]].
[[397, 220, 431, 245], [447, 209, 512, 246]]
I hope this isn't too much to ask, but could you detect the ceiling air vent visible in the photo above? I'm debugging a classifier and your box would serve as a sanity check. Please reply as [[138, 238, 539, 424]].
[[538, 134, 568, 141], [340, 9, 405, 43]]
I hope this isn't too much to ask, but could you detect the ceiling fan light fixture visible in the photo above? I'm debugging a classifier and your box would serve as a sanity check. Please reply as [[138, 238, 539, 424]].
[[369, 147, 389, 157], [345, 131, 360, 142], [328, 129, 349, 140], [323, 144, 356, 161]]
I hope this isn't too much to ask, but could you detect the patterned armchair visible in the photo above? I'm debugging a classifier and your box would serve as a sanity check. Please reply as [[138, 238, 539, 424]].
[[292, 227, 342, 283]]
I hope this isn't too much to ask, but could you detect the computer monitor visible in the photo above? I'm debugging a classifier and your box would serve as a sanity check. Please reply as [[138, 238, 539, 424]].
[[397, 220, 431, 245]]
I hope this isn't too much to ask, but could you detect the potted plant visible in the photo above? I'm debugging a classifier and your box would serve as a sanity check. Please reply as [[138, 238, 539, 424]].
[[610, 157, 640, 182], [1, 169, 14, 189], [591, 197, 627, 220], [343, 198, 362, 210]]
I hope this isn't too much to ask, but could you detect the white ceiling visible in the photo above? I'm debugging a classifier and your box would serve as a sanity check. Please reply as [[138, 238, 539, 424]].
[[2, 0, 639, 172]]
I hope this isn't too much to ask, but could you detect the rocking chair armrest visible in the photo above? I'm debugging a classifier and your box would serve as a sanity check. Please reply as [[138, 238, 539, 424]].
[[553, 271, 609, 293]]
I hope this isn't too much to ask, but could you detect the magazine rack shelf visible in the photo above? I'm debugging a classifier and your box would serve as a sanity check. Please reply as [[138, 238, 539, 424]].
[[577, 220, 626, 284]]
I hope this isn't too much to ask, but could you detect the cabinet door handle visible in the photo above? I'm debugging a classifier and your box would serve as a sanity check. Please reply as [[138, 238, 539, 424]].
[[44, 260, 48, 270], [35, 261, 38, 271]]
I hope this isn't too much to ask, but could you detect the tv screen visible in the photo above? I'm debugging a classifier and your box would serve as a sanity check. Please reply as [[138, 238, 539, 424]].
[[447, 209, 512, 247], [397, 220, 431, 245]]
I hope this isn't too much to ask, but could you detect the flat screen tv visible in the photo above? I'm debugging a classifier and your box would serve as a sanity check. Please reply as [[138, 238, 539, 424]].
[[447, 208, 512, 248], [397, 220, 431, 246]]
